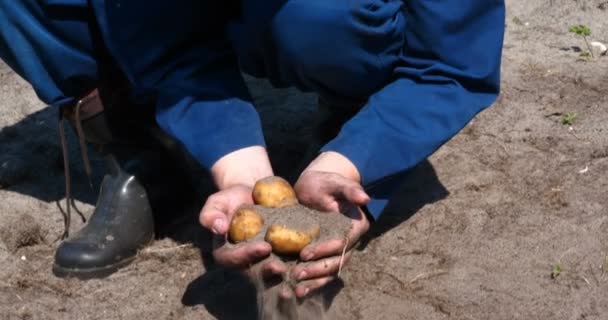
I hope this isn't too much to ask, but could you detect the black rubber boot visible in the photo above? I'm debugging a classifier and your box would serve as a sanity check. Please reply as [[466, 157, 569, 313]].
[[52, 151, 155, 279], [51, 87, 189, 280]]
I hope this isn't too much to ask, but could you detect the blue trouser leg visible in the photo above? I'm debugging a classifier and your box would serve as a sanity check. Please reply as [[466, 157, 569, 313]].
[[0, 0, 99, 107], [229, 0, 405, 105]]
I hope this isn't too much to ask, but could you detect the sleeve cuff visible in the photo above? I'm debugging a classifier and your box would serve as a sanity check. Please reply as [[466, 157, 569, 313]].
[[155, 95, 266, 170]]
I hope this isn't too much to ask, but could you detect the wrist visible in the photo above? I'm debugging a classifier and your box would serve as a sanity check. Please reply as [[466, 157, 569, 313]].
[[302, 151, 361, 183], [211, 146, 274, 190]]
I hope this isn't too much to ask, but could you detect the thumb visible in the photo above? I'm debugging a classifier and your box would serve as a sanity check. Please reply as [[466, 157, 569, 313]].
[[200, 197, 231, 235], [342, 184, 370, 206]]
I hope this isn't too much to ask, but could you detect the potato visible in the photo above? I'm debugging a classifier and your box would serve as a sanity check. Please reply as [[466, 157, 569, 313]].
[[265, 223, 320, 255], [228, 206, 265, 243], [252, 176, 298, 208]]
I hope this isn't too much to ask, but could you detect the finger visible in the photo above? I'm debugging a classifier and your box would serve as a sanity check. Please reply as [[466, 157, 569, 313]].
[[245, 259, 287, 281], [279, 283, 295, 300], [341, 185, 370, 206], [300, 220, 367, 261], [292, 252, 352, 281], [295, 171, 360, 210], [311, 181, 369, 213], [200, 195, 231, 235], [300, 238, 345, 261], [294, 276, 336, 298], [258, 258, 289, 279], [320, 174, 368, 204], [213, 239, 272, 268]]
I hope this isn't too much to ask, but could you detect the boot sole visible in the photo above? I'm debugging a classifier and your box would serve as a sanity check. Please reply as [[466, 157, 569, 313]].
[[52, 256, 136, 280]]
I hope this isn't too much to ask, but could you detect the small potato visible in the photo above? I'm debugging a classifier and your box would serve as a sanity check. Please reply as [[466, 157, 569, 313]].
[[265, 223, 320, 255], [229, 206, 265, 243], [253, 176, 298, 208]]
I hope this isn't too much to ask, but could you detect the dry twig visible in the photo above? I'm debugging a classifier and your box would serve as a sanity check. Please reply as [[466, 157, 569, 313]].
[[337, 236, 349, 277]]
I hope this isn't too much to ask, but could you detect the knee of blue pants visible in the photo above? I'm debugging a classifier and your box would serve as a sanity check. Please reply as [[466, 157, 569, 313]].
[[93, 1, 236, 91], [234, 0, 405, 102], [0, 0, 98, 106]]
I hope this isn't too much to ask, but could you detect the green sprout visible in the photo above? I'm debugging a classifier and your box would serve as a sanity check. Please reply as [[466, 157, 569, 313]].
[[551, 264, 562, 279], [561, 113, 578, 126], [569, 25, 594, 58]]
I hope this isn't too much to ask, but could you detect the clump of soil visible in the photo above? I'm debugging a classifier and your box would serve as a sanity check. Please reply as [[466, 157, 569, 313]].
[[0, 213, 45, 253]]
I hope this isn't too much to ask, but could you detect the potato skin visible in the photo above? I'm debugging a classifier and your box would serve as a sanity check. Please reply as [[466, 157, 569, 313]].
[[253, 176, 298, 208], [265, 224, 320, 255], [228, 206, 265, 243]]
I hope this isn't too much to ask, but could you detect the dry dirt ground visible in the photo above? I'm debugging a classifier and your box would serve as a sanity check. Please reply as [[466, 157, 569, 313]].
[[1, 0, 608, 319]]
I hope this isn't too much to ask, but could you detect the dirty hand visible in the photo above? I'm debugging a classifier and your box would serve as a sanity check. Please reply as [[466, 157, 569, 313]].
[[199, 146, 287, 277], [290, 151, 371, 298]]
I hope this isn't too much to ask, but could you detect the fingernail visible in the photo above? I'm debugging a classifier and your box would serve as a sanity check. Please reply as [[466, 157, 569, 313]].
[[212, 219, 226, 234], [357, 189, 370, 201], [298, 270, 307, 280], [281, 287, 292, 299], [302, 250, 314, 261], [255, 247, 268, 257], [301, 287, 310, 297], [276, 265, 288, 273]]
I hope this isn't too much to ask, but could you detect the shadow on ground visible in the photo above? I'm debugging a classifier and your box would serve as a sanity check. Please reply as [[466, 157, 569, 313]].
[[359, 160, 449, 249], [181, 267, 346, 320], [0, 107, 102, 204]]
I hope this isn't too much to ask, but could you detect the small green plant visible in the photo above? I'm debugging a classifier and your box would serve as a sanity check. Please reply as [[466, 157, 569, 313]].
[[569, 24, 594, 58], [551, 263, 562, 279], [561, 112, 578, 125]]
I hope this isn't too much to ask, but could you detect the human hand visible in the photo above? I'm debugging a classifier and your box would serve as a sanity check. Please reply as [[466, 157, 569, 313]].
[[289, 153, 371, 298], [199, 146, 287, 277], [199, 184, 288, 277]]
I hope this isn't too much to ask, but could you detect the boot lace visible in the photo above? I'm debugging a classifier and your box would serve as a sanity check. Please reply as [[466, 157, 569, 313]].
[[57, 93, 97, 240]]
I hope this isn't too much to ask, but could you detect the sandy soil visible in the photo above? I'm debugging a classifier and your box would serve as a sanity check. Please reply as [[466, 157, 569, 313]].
[[1, 0, 608, 319]]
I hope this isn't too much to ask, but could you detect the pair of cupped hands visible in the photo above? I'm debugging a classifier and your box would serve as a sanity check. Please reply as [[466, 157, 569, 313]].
[[199, 149, 370, 299]]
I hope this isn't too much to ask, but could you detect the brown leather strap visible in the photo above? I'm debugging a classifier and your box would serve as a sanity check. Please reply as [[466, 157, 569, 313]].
[[57, 88, 104, 239], [74, 95, 95, 187], [67, 88, 104, 121]]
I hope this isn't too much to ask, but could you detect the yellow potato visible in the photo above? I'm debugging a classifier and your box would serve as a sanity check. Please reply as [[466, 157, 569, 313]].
[[265, 223, 320, 255], [252, 176, 298, 208], [228, 206, 265, 243]]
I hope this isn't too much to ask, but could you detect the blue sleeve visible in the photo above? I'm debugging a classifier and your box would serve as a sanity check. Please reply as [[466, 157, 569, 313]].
[[153, 54, 266, 170], [321, 0, 506, 218], [90, 1, 267, 171]]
